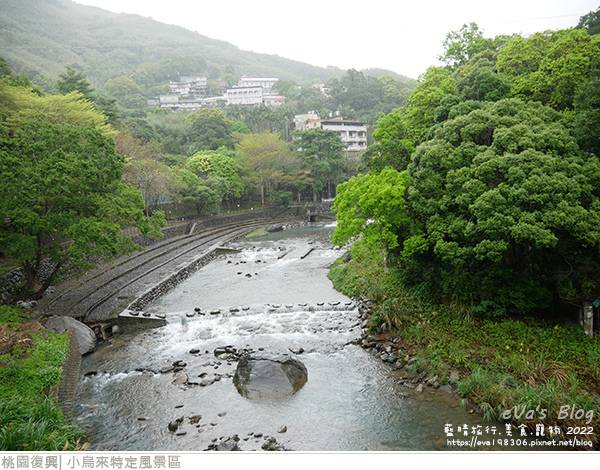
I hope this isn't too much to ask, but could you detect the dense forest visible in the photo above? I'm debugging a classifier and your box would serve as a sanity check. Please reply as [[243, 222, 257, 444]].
[[333, 14, 600, 320]]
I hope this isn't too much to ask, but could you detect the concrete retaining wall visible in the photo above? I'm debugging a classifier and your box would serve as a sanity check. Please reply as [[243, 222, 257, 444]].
[[0, 208, 285, 306], [128, 249, 220, 312], [127, 208, 289, 313], [56, 328, 82, 421]]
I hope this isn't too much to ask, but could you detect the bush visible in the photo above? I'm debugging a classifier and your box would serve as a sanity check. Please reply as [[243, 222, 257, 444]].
[[0, 306, 86, 450]]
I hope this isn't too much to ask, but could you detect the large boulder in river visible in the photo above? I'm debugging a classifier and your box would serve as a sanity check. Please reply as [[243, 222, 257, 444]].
[[265, 224, 284, 233], [44, 316, 96, 355], [233, 354, 308, 400]]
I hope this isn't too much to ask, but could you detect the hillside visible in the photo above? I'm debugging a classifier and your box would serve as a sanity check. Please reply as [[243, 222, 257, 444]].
[[0, 0, 408, 89]]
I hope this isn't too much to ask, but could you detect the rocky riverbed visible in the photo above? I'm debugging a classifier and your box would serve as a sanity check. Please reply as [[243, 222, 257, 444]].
[[75, 223, 498, 452]]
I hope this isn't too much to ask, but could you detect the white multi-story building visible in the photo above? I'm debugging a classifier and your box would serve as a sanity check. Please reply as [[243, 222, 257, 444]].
[[169, 76, 207, 99], [152, 76, 285, 110], [158, 94, 180, 109], [238, 76, 278, 94], [226, 86, 263, 106], [292, 113, 368, 152], [321, 118, 368, 152], [226, 81, 285, 106]]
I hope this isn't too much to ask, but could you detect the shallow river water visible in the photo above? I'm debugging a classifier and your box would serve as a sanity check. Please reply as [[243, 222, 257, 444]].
[[74, 224, 530, 452]]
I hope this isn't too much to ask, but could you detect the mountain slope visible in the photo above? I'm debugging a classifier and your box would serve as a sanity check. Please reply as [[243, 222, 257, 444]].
[[0, 0, 405, 88]]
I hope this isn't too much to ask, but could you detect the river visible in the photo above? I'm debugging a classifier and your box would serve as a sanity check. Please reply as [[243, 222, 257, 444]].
[[73, 223, 517, 451]]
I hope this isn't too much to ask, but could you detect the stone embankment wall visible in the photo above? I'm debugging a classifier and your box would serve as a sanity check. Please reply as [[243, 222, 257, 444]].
[[55, 328, 82, 420], [127, 207, 291, 312], [127, 249, 220, 312], [0, 269, 23, 305]]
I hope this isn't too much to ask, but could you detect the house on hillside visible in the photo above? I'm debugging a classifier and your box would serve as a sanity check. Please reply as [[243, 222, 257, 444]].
[[150, 75, 285, 110], [238, 76, 278, 94], [169, 76, 208, 99], [292, 112, 368, 153], [226, 76, 285, 106], [226, 86, 263, 106]]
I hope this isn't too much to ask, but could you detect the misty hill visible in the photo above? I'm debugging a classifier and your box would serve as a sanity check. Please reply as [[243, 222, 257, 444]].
[[0, 0, 409, 89]]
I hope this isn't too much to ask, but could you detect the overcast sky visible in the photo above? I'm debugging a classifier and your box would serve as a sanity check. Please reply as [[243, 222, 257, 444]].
[[73, 0, 599, 79]]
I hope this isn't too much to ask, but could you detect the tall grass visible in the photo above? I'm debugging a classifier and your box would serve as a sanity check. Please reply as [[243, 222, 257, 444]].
[[0, 396, 86, 451], [0, 305, 87, 450]]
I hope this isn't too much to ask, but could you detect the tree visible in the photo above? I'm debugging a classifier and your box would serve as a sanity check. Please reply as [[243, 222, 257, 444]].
[[184, 108, 234, 151], [439, 22, 496, 67], [0, 120, 164, 299], [236, 132, 298, 206], [185, 148, 246, 201], [455, 54, 511, 102], [497, 29, 600, 111], [146, 111, 193, 156], [56, 68, 120, 123], [0, 83, 113, 136], [576, 6, 600, 35], [327, 69, 385, 116], [0, 57, 12, 77], [404, 98, 600, 317], [56, 67, 95, 99], [332, 167, 412, 259], [361, 109, 415, 172], [291, 127, 347, 200], [123, 158, 177, 216], [175, 169, 227, 215], [400, 67, 456, 145], [572, 58, 600, 157], [378, 74, 411, 112]]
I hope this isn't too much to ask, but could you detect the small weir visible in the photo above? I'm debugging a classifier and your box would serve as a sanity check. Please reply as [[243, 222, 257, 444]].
[[75, 223, 551, 452]]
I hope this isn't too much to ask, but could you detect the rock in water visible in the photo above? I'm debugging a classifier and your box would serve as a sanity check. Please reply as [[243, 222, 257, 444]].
[[265, 224, 284, 233], [44, 316, 96, 355], [233, 354, 308, 400]]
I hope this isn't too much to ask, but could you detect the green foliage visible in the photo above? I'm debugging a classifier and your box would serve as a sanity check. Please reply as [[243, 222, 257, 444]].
[[405, 98, 600, 316], [400, 67, 456, 145], [576, 6, 600, 36], [327, 253, 404, 302], [56, 67, 95, 98], [178, 175, 224, 215], [291, 127, 347, 199], [0, 396, 86, 451], [226, 104, 298, 137], [0, 119, 164, 298], [185, 148, 246, 199], [268, 190, 292, 207], [361, 110, 415, 172], [455, 55, 511, 102], [185, 108, 234, 151], [237, 132, 302, 206], [325, 69, 403, 118], [332, 168, 412, 256], [498, 29, 600, 111], [0, 329, 67, 398], [0, 82, 113, 136], [0, 308, 85, 451], [0, 305, 24, 325], [439, 22, 497, 66], [572, 58, 600, 157], [0, 57, 12, 77]]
